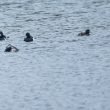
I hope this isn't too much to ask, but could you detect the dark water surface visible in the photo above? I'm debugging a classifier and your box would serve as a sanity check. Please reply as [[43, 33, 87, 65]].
[[0, 0, 110, 110]]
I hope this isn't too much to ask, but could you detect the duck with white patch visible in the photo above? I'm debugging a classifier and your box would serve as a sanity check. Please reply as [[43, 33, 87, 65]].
[[5, 44, 19, 52]]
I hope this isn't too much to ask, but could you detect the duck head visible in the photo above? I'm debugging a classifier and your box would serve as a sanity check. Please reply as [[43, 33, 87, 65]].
[[85, 29, 90, 35], [26, 32, 31, 38]]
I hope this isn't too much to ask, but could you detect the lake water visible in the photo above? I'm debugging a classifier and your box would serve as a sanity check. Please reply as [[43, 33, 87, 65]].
[[0, 0, 110, 110]]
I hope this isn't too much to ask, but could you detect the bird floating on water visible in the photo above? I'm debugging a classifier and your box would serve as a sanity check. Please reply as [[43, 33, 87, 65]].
[[5, 44, 19, 52], [78, 29, 90, 36], [24, 32, 33, 42]]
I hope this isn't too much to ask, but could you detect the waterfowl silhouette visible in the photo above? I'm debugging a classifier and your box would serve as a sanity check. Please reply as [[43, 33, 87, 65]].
[[5, 44, 19, 52], [78, 29, 90, 36], [24, 32, 33, 42], [0, 31, 6, 40]]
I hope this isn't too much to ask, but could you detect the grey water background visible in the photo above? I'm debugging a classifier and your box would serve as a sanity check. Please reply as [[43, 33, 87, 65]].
[[0, 0, 110, 110]]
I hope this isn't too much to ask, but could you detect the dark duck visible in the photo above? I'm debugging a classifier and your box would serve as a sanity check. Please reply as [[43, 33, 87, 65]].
[[5, 44, 19, 52], [0, 31, 6, 40], [24, 32, 33, 42], [78, 29, 90, 36]]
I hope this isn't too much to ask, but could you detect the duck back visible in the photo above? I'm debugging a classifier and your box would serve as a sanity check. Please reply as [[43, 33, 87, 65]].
[[24, 37, 33, 42]]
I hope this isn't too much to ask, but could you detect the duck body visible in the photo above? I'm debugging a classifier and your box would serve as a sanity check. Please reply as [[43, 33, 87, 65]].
[[24, 37, 33, 42], [0, 37, 5, 40], [24, 32, 33, 42], [78, 29, 90, 36], [5, 44, 19, 52]]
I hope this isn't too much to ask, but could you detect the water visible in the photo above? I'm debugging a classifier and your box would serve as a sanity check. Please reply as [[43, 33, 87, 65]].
[[0, 0, 110, 110]]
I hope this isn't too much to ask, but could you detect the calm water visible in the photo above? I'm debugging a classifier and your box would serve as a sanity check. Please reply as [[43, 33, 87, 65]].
[[0, 0, 110, 110]]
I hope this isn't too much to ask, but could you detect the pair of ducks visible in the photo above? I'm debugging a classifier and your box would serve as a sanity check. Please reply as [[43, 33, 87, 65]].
[[3, 29, 90, 52], [0, 32, 33, 52], [0, 31, 33, 42]]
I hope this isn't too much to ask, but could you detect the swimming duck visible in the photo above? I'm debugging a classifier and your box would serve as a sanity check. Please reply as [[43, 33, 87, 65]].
[[78, 29, 90, 36], [0, 31, 6, 40], [24, 32, 33, 42], [5, 44, 19, 52]]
